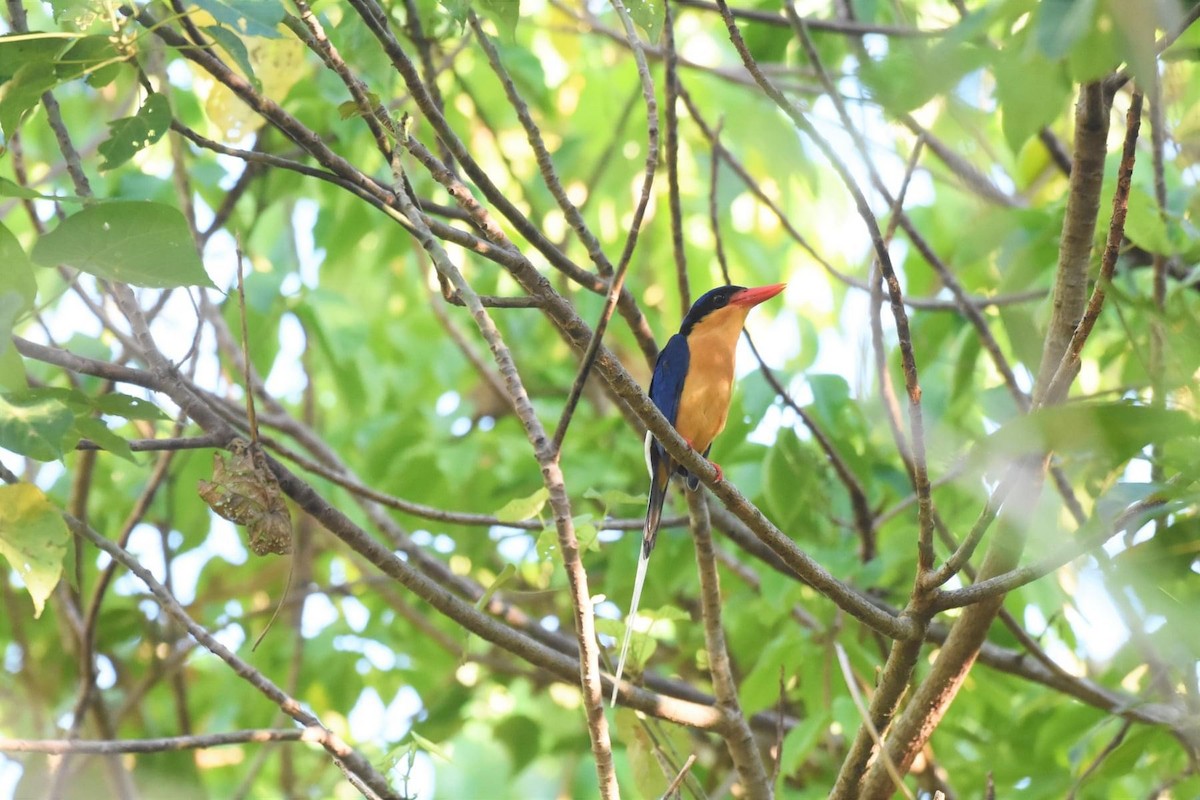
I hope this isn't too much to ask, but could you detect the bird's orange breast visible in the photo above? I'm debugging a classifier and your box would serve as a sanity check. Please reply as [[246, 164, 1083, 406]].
[[674, 305, 749, 455]]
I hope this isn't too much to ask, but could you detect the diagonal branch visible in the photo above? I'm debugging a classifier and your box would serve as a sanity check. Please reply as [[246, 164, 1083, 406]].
[[65, 516, 401, 799]]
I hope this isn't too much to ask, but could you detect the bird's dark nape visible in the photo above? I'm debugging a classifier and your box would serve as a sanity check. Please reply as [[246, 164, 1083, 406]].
[[679, 285, 745, 336]]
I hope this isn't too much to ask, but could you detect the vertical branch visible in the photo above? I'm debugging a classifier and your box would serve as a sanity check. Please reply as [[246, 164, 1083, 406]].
[[1032, 83, 1112, 405], [1042, 92, 1144, 401], [830, 137, 936, 798], [856, 89, 1140, 799], [387, 158, 619, 797], [663, 0, 691, 318], [685, 490, 771, 799], [551, 0, 660, 452]]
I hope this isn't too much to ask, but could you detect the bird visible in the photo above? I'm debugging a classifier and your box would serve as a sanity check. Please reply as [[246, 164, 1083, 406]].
[[610, 282, 786, 705]]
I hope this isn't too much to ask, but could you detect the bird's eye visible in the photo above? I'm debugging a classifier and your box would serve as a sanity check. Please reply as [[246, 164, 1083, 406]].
[[715, 295, 727, 307]]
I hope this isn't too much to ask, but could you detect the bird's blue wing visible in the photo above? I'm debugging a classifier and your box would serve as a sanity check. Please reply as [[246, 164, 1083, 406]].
[[649, 333, 689, 429], [641, 333, 688, 543]]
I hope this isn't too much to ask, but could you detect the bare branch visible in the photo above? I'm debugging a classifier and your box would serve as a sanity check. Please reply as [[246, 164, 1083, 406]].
[[65, 516, 401, 798], [685, 490, 770, 797], [0, 729, 315, 754]]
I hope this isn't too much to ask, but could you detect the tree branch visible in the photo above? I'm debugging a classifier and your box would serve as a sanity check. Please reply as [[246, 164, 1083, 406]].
[[686, 489, 770, 798]]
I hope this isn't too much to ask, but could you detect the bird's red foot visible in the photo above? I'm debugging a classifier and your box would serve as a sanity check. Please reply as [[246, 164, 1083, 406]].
[[682, 437, 723, 482]]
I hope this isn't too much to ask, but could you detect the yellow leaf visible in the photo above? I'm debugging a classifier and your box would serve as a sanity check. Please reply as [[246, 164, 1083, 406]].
[[0, 483, 68, 618], [203, 30, 306, 142]]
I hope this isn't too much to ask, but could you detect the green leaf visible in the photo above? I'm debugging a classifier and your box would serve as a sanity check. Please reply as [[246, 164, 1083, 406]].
[[777, 709, 831, 780], [55, 34, 122, 86], [31, 201, 213, 288], [1124, 186, 1189, 256], [92, 393, 170, 420], [491, 39, 548, 111], [1107, 0, 1160, 89], [576, 521, 599, 553], [978, 402, 1200, 466], [0, 223, 37, 358], [202, 25, 259, 89], [191, 0, 284, 38], [1033, 0, 1096, 59], [72, 415, 137, 463], [615, 710, 653, 790], [859, 38, 987, 115], [0, 32, 68, 84], [492, 487, 548, 521], [624, 0, 664, 43], [807, 373, 851, 425], [0, 386, 165, 421], [0, 176, 84, 201], [475, 0, 520, 42], [0, 391, 76, 461], [494, 715, 540, 774], [0, 344, 27, 391], [473, 562, 516, 610], [995, 50, 1071, 153], [337, 92, 381, 121], [583, 487, 645, 508], [1067, 9, 1122, 81], [0, 483, 69, 617], [410, 731, 453, 762], [0, 61, 60, 137], [440, 0, 470, 28], [739, 634, 796, 714], [535, 526, 559, 562], [614, 707, 688, 797], [98, 93, 171, 170]]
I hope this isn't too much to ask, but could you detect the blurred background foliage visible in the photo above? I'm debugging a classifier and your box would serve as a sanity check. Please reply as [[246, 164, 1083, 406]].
[[2, 0, 1200, 797]]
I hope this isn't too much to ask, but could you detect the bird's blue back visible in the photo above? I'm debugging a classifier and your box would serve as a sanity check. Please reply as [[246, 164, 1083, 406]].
[[648, 333, 689, 443]]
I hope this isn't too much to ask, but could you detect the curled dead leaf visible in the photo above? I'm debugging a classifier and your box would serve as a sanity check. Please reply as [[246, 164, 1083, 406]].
[[198, 439, 292, 555]]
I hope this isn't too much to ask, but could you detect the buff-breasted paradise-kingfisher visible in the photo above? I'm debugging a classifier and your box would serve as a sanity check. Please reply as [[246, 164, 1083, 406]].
[[611, 282, 787, 704]]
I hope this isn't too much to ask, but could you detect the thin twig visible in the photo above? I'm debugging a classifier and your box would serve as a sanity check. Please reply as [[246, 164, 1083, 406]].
[[66, 516, 401, 798], [387, 151, 619, 795], [235, 246, 259, 444], [0, 729, 317, 754], [550, 0, 661, 453], [674, 0, 945, 36], [664, 0, 690, 317], [663, 753, 699, 797], [1065, 720, 1132, 800]]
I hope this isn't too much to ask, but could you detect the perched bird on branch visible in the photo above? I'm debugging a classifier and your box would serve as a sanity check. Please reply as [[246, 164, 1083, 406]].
[[611, 283, 787, 705]]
